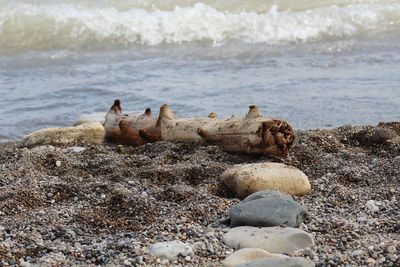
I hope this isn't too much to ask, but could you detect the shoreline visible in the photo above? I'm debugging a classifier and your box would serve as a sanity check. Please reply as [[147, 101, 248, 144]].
[[0, 122, 399, 266]]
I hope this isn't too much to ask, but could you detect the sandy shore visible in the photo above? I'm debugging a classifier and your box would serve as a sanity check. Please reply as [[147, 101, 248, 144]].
[[0, 122, 399, 266]]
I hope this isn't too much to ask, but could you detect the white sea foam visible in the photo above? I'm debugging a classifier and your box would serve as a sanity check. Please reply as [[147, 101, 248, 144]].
[[0, 1, 399, 51]]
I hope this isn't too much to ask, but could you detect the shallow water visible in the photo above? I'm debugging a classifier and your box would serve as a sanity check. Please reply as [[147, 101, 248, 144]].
[[0, 0, 400, 142]]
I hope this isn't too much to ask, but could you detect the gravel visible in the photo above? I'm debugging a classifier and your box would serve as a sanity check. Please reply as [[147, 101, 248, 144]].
[[0, 122, 399, 266]]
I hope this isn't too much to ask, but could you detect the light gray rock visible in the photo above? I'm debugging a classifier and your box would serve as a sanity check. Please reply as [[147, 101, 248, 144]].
[[223, 226, 314, 254], [365, 200, 379, 212], [62, 146, 86, 153], [149, 241, 193, 261], [242, 190, 293, 203], [236, 257, 315, 267], [222, 248, 287, 267], [30, 145, 57, 152], [230, 195, 308, 227]]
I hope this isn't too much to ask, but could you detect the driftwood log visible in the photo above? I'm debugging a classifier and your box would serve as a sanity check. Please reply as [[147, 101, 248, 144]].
[[104, 100, 295, 157], [139, 104, 218, 143], [197, 105, 295, 156]]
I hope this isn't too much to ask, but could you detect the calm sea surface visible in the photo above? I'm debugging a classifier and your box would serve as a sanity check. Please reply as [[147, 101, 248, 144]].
[[1, 0, 400, 142]]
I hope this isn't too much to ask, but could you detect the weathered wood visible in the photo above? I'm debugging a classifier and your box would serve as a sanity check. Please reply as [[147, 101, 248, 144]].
[[139, 104, 218, 142], [21, 122, 105, 148], [119, 108, 156, 146], [105, 101, 295, 156], [197, 105, 295, 156], [104, 99, 124, 143], [104, 100, 156, 146]]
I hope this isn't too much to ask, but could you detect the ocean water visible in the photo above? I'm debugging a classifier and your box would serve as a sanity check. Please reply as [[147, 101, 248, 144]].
[[0, 0, 399, 143]]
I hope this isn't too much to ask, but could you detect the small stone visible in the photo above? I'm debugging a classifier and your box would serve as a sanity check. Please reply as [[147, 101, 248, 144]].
[[141, 191, 148, 198], [55, 160, 61, 167], [123, 259, 132, 266], [149, 241, 193, 261], [100, 194, 106, 199], [366, 200, 379, 212], [366, 258, 376, 264], [351, 250, 363, 257], [62, 146, 86, 153], [30, 145, 56, 152], [387, 245, 396, 254], [136, 256, 143, 264]]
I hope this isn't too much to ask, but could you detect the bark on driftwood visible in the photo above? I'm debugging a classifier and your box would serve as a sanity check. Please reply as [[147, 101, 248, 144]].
[[104, 100, 124, 143], [104, 100, 157, 146], [197, 105, 295, 156], [118, 108, 156, 146], [139, 104, 218, 143]]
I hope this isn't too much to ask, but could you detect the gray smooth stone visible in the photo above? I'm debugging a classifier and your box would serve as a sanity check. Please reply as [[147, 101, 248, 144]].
[[237, 257, 315, 267], [242, 190, 293, 203], [230, 197, 308, 227]]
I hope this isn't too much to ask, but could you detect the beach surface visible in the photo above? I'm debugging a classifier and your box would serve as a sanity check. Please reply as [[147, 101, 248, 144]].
[[0, 122, 399, 266]]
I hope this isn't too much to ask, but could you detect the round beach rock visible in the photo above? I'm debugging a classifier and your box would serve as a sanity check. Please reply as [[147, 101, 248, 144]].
[[222, 248, 287, 267], [229, 194, 308, 227], [149, 240, 193, 261], [236, 257, 315, 267], [222, 163, 311, 199], [223, 226, 314, 254], [242, 190, 293, 203]]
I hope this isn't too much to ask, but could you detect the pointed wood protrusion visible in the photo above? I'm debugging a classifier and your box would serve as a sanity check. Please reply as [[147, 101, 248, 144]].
[[208, 112, 218, 119], [245, 105, 262, 119], [140, 105, 218, 143], [104, 99, 125, 143], [118, 108, 156, 146], [159, 104, 176, 121]]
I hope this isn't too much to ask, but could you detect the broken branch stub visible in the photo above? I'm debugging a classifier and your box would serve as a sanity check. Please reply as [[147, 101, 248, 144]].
[[118, 108, 157, 146], [139, 104, 218, 143], [104, 99, 124, 143], [197, 105, 296, 156], [104, 100, 156, 146]]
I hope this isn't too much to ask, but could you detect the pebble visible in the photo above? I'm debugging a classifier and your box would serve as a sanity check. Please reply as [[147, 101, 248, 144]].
[[55, 160, 62, 167], [386, 245, 396, 254], [62, 146, 86, 153], [351, 249, 363, 257], [149, 241, 194, 261], [365, 200, 379, 212]]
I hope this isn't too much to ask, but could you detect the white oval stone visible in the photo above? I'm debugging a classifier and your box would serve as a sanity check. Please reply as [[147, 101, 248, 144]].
[[222, 248, 287, 267], [222, 163, 311, 198], [149, 241, 193, 261], [223, 226, 314, 254]]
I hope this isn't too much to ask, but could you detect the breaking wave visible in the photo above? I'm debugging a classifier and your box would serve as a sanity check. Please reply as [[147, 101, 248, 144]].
[[0, 0, 399, 51]]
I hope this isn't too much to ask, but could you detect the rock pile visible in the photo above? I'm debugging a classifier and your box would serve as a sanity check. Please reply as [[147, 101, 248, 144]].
[[219, 161, 315, 266]]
